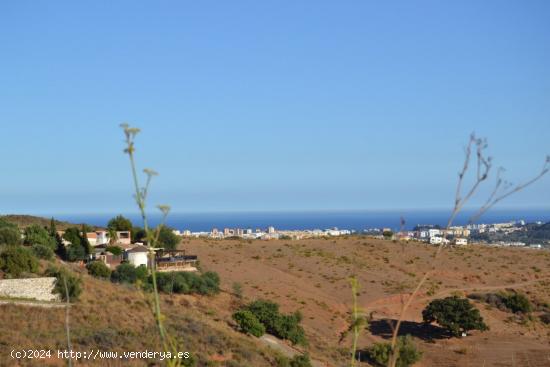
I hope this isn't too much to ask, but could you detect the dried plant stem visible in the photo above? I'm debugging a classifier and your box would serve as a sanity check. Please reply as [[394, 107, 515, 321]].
[[121, 123, 181, 366], [64, 277, 73, 367]]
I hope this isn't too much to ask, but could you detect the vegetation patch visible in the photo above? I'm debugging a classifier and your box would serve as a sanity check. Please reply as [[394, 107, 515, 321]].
[[366, 335, 422, 367], [422, 296, 488, 336], [468, 291, 532, 314], [233, 299, 307, 345]]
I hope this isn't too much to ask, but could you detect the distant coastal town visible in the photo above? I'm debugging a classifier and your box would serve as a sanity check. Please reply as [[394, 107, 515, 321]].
[[176, 219, 550, 249]]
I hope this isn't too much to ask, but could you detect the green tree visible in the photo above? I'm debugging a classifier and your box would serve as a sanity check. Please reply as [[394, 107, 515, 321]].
[[0, 246, 39, 277], [107, 215, 133, 231], [80, 224, 92, 255], [63, 227, 82, 246], [0, 227, 21, 246], [422, 296, 488, 336], [86, 261, 112, 279], [49, 218, 66, 260], [232, 310, 265, 337], [63, 227, 88, 261], [23, 225, 56, 249], [132, 226, 147, 243], [32, 244, 54, 260], [157, 225, 180, 250], [46, 265, 82, 302]]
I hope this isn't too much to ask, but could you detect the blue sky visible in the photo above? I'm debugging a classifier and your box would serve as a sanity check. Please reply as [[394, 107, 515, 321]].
[[0, 1, 549, 214]]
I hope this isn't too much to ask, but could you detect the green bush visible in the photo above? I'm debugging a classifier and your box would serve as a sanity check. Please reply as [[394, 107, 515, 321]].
[[23, 225, 56, 249], [468, 292, 532, 314], [66, 243, 87, 262], [243, 300, 307, 345], [32, 244, 54, 260], [289, 354, 312, 367], [423, 296, 488, 336], [156, 225, 180, 250], [232, 310, 265, 337], [367, 335, 422, 367], [272, 312, 307, 345], [105, 246, 123, 256], [86, 261, 112, 279], [245, 299, 280, 329], [0, 246, 39, 277], [0, 227, 21, 246], [154, 271, 220, 295], [107, 215, 133, 232], [111, 263, 148, 284], [501, 292, 532, 314], [46, 266, 82, 302]]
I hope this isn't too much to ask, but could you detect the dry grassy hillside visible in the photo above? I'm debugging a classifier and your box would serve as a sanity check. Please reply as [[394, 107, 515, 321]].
[[0, 261, 285, 367], [0, 215, 102, 230], [185, 236, 550, 367]]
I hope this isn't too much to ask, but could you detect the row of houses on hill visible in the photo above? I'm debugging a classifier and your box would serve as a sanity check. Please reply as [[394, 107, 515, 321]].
[[59, 230, 198, 272]]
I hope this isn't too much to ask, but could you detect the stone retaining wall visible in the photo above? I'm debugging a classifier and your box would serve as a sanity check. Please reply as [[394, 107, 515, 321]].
[[0, 277, 59, 302]]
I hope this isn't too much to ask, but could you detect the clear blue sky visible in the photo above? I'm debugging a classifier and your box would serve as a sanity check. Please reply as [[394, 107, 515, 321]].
[[0, 1, 549, 214]]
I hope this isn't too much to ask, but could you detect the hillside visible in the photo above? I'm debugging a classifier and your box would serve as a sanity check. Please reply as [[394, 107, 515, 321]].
[[0, 215, 102, 230], [0, 260, 286, 366], [2, 235, 549, 366], [184, 236, 550, 366]]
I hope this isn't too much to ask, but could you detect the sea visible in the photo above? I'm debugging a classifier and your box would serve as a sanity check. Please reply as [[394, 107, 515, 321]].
[[50, 208, 550, 232]]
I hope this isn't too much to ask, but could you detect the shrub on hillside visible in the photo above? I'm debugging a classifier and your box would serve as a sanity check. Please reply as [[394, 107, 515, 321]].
[[501, 293, 532, 314], [232, 310, 265, 337], [243, 300, 307, 345], [0, 227, 21, 246], [86, 261, 112, 279], [540, 313, 550, 325], [46, 266, 82, 302], [0, 246, 39, 277], [468, 292, 532, 314], [66, 243, 87, 262], [272, 312, 307, 345], [367, 335, 422, 367], [289, 354, 312, 367], [423, 296, 488, 336], [32, 244, 54, 260], [154, 271, 220, 295], [62, 227, 91, 261], [111, 263, 148, 284], [23, 225, 56, 249]]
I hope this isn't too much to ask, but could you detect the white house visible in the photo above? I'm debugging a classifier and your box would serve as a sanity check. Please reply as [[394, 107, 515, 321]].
[[126, 245, 149, 268], [430, 236, 443, 245], [428, 229, 441, 238], [455, 238, 468, 246]]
